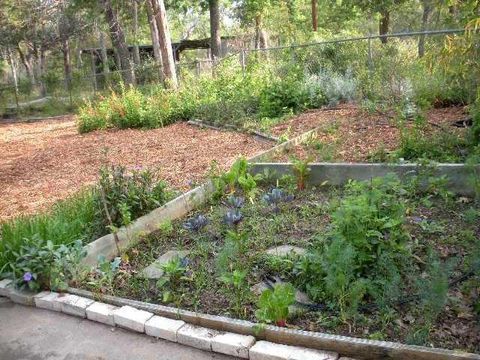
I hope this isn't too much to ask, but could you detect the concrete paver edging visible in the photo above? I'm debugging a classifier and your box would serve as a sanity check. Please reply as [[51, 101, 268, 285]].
[[2, 286, 479, 359]]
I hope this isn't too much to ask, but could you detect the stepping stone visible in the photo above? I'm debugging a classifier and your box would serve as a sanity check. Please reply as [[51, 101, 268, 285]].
[[265, 245, 306, 257], [139, 250, 190, 279]]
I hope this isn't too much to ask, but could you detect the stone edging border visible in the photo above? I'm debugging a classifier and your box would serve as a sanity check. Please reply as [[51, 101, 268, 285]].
[[1, 280, 478, 360], [0, 281, 341, 360]]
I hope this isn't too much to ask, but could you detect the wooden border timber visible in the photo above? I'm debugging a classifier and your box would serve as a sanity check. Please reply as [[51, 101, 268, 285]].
[[249, 162, 478, 196]]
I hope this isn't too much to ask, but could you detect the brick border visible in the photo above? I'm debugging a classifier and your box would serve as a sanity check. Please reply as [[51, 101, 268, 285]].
[[1, 283, 479, 359]]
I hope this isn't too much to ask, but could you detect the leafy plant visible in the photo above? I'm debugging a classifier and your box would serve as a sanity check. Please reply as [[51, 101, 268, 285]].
[[2, 236, 85, 292], [255, 283, 296, 327], [223, 209, 243, 227], [238, 173, 260, 202], [88, 255, 122, 293], [156, 256, 189, 303], [219, 269, 249, 316], [98, 165, 171, 229], [263, 188, 294, 213], [292, 158, 311, 191], [183, 215, 209, 232], [216, 231, 249, 275], [226, 195, 245, 209]]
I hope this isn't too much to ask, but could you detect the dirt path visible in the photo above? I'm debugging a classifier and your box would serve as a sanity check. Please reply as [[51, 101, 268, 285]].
[[0, 116, 270, 221]]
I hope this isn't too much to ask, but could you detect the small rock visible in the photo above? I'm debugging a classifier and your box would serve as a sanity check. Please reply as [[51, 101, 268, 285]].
[[265, 245, 306, 257], [139, 250, 190, 279]]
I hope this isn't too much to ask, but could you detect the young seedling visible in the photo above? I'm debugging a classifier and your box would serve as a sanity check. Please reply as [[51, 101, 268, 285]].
[[292, 157, 312, 191], [183, 214, 209, 232], [255, 283, 295, 327], [263, 188, 294, 213], [223, 209, 243, 227]]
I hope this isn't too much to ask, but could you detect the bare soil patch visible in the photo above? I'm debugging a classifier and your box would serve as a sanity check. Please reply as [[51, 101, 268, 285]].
[[0, 116, 270, 221]]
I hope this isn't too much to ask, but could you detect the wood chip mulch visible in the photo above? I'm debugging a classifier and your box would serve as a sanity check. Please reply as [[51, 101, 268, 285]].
[[269, 104, 468, 162], [0, 117, 270, 221]]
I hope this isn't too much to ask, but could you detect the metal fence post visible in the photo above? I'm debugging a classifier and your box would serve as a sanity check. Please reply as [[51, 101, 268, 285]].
[[367, 36, 373, 72], [240, 50, 246, 77]]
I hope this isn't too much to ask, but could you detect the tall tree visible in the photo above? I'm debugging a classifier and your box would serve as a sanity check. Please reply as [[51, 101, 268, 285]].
[[99, 0, 136, 85], [346, 0, 406, 43], [132, 0, 141, 66], [312, 0, 318, 32], [418, 0, 433, 57], [146, 0, 163, 79], [209, 0, 222, 59], [150, 0, 178, 88]]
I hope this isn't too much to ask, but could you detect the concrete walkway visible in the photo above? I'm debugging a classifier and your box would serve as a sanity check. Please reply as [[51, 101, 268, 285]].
[[0, 298, 236, 360]]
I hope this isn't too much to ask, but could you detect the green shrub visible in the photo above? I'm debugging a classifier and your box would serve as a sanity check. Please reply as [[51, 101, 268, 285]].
[[77, 99, 109, 133], [259, 72, 308, 118], [395, 125, 467, 162], [98, 165, 172, 229], [295, 174, 410, 321], [2, 237, 85, 292]]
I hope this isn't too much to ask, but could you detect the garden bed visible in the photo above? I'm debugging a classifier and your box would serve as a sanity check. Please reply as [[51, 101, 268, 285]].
[[0, 116, 270, 221], [266, 104, 470, 163], [77, 161, 480, 354]]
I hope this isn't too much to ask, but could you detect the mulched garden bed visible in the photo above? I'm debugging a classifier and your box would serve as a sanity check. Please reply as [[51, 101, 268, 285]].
[[77, 171, 480, 354], [0, 116, 270, 221], [268, 105, 469, 162]]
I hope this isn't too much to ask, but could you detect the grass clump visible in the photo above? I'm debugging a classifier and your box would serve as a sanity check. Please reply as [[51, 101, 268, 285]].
[[0, 165, 172, 282], [0, 189, 102, 272]]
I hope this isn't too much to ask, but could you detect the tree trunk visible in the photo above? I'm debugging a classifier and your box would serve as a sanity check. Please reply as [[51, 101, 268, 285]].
[[99, 0, 136, 85], [38, 48, 47, 97], [133, 0, 141, 66], [151, 0, 178, 88], [418, 1, 432, 58], [99, 29, 110, 75], [255, 15, 268, 49], [17, 45, 34, 84], [209, 0, 221, 60], [379, 10, 390, 44], [6, 48, 20, 110], [62, 39, 72, 87], [312, 0, 318, 32], [146, 0, 163, 81]]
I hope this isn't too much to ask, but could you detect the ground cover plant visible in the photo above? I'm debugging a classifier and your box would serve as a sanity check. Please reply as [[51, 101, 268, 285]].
[[0, 165, 173, 287], [78, 159, 480, 353]]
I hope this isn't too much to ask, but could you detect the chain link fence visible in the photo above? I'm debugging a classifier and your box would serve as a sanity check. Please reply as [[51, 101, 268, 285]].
[[1, 29, 475, 120]]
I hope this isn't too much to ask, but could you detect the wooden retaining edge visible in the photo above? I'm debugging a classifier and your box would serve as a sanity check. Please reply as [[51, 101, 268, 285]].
[[249, 162, 479, 196], [82, 182, 214, 266], [187, 119, 279, 142], [248, 126, 320, 163], [67, 287, 480, 360]]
